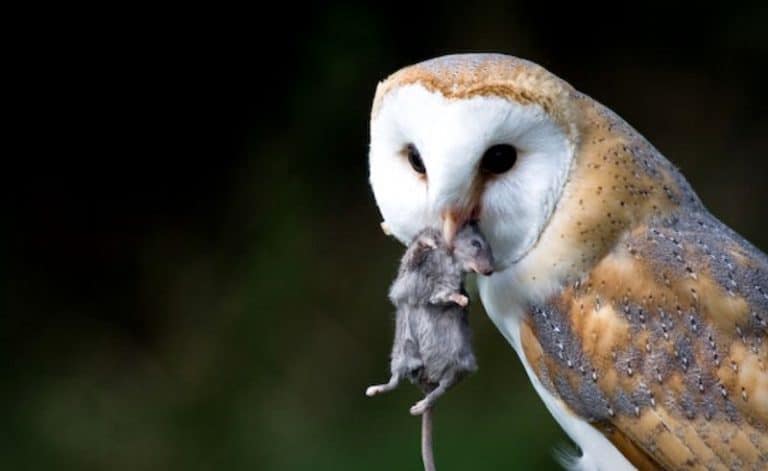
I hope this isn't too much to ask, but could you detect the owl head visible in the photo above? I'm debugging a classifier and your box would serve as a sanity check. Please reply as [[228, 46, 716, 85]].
[[369, 54, 580, 271]]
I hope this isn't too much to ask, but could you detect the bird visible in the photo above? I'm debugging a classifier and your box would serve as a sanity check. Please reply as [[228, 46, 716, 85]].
[[367, 53, 768, 470]]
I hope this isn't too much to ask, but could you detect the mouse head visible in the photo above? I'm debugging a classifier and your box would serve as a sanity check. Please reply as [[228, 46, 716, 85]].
[[452, 223, 494, 275], [402, 227, 443, 270]]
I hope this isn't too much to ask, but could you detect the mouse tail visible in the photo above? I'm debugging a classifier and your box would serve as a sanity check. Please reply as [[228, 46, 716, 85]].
[[421, 407, 436, 471]]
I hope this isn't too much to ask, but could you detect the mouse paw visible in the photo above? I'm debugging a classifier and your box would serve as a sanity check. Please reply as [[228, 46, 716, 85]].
[[410, 399, 430, 415], [449, 293, 469, 307], [365, 385, 383, 397], [417, 235, 438, 249]]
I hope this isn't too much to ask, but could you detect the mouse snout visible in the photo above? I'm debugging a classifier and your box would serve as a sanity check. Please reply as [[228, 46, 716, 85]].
[[478, 264, 494, 276], [469, 260, 494, 276]]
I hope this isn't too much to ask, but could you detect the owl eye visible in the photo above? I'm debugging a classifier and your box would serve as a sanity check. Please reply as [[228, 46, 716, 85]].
[[405, 143, 426, 175], [481, 144, 517, 174]]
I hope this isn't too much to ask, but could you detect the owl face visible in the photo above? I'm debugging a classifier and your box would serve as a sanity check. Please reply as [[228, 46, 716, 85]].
[[369, 83, 575, 270]]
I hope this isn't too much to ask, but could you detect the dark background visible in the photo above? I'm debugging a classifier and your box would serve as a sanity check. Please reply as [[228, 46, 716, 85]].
[[8, 3, 768, 469]]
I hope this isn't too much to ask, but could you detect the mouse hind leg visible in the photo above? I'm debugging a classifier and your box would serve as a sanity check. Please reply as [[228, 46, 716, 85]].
[[365, 374, 400, 397], [409, 372, 460, 415]]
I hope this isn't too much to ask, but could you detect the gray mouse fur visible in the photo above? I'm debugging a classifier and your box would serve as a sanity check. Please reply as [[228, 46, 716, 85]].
[[366, 223, 494, 415]]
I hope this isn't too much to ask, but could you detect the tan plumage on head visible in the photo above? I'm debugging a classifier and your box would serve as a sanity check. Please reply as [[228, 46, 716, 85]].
[[368, 54, 768, 470]]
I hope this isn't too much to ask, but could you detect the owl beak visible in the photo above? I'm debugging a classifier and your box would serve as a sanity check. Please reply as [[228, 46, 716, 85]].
[[437, 174, 484, 244], [442, 207, 475, 244], [443, 212, 458, 244]]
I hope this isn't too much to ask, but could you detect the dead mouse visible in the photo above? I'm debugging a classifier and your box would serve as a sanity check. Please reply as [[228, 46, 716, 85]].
[[366, 222, 494, 470]]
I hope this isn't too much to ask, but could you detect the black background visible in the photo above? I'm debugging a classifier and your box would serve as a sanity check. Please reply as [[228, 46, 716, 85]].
[[7, 3, 768, 469]]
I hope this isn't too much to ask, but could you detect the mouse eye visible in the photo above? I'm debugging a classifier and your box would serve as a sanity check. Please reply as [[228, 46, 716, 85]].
[[471, 240, 482, 249], [405, 143, 426, 175], [481, 144, 517, 174]]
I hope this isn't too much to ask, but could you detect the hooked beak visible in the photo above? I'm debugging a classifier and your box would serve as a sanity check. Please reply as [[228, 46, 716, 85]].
[[435, 171, 485, 245], [442, 206, 477, 245]]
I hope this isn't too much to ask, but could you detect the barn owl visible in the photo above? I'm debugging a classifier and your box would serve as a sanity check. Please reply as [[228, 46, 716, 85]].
[[368, 54, 768, 470]]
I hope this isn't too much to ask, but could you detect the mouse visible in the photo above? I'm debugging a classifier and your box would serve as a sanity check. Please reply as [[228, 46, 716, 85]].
[[365, 222, 494, 470]]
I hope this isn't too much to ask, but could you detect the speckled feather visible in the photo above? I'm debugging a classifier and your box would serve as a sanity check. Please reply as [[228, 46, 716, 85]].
[[515, 96, 768, 469], [375, 55, 768, 470]]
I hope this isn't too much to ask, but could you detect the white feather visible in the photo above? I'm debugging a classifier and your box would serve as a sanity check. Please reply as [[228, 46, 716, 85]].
[[370, 84, 572, 270]]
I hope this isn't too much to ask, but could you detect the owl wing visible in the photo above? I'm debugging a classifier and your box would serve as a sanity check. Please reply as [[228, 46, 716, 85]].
[[520, 209, 768, 470]]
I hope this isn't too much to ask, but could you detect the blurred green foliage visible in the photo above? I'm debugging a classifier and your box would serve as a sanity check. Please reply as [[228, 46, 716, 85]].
[[7, 2, 768, 470]]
